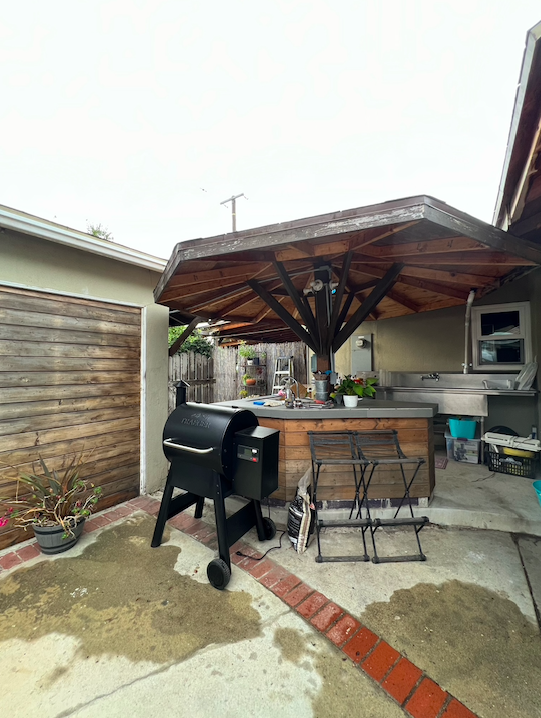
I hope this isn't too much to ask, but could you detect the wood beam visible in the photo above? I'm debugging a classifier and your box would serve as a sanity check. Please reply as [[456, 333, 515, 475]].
[[386, 289, 420, 313], [333, 264, 404, 352], [511, 209, 541, 237], [399, 265, 496, 286], [349, 264, 474, 300], [168, 316, 201, 357], [335, 292, 355, 330], [348, 220, 421, 250], [186, 284, 249, 312], [166, 262, 269, 289], [247, 280, 318, 352], [353, 262, 494, 287], [213, 288, 258, 316], [328, 251, 353, 343], [361, 236, 485, 257], [423, 203, 541, 265], [396, 275, 470, 300], [313, 265, 331, 356], [275, 239, 350, 262], [354, 251, 535, 266], [273, 260, 317, 337]]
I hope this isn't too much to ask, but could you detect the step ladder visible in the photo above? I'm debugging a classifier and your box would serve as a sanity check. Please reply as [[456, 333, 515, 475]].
[[272, 356, 294, 393]]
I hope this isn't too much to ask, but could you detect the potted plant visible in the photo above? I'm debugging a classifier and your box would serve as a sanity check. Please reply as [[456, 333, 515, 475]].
[[239, 389, 249, 399], [242, 373, 257, 386], [239, 344, 258, 365], [335, 375, 378, 407], [0, 454, 102, 555]]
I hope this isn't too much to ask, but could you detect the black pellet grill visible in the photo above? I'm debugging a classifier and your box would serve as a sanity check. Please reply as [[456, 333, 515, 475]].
[[151, 382, 279, 589]]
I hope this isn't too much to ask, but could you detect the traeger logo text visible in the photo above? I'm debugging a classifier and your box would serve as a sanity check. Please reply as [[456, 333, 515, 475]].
[[180, 413, 211, 430]]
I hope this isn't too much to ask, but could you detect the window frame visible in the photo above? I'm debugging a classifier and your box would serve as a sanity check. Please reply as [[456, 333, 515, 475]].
[[471, 301, 532, 371]]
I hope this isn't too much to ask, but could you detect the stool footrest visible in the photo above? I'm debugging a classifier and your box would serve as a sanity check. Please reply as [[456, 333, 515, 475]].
[[316, 554, 370, 563], [374, 517, 428, 527], [319, 519, 371, 528], [372, 553, 427, 563]]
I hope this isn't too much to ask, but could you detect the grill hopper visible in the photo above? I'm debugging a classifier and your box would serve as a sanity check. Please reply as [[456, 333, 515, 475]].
[[152, 394, 279, 589]]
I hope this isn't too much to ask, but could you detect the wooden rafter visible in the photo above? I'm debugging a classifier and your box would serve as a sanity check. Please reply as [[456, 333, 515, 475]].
[[168, 316, 201, 357], [186, 284, 250, 312], [328, 251, 353, 342], [386, 290, 420, 313], [273, 260, 317, 337], [247, 279, 318, 352], [355, 251, 536, 266], [333, 264, 404, 352], [348, 220, 421, 250], [361, 236, 485, 257]]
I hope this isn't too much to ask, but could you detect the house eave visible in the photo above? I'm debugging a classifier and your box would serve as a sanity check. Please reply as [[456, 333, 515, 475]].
[[0, 204, 167, 273]]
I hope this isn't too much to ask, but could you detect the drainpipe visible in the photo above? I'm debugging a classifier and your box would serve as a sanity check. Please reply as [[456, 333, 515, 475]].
[[462, 290, 476, 374]]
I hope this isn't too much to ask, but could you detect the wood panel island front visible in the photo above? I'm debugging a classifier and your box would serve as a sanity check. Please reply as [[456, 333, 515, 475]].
[[216, 399, 436, 504]]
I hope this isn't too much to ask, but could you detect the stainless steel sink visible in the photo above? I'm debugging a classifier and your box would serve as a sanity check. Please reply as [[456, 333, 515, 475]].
[[376, 373, 536, 416]]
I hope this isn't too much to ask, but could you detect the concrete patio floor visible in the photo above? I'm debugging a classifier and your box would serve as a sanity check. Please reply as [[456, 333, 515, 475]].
[[1, 466, 540, 718]]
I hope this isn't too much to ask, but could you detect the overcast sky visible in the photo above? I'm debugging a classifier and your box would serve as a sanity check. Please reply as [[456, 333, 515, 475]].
[[1, 1, 540, 260]]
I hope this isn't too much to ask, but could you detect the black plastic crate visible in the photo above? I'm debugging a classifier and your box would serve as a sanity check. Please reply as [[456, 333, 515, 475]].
[[486, 450, 537, 479]]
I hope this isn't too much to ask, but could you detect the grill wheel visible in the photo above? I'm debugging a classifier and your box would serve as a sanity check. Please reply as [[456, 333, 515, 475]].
[[207, 558, 231, 590], [262, 517, 277, 540]]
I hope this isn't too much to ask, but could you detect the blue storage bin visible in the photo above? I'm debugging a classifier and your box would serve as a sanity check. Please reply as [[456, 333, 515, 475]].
[[533, 481, 541, 509], [448, 418, 477, 440]]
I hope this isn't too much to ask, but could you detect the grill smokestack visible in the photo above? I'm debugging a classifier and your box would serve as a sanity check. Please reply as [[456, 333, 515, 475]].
[[175, 380, 190, 406]]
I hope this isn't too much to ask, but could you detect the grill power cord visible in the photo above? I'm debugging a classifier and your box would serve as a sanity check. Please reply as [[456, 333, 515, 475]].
[[235, 530, 286, 561]]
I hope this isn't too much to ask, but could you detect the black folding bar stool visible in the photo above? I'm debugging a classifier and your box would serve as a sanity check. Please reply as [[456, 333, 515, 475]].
[[354, 430, 428, 563], [308, 431, 371, 563]]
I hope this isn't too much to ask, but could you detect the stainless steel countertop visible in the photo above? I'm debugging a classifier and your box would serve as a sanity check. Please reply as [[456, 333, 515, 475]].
[[214, 397, 437, 418], [378, 386, 537, 397]]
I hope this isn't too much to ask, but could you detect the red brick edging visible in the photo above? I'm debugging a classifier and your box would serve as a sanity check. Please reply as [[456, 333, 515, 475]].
[[0, 496, 478, 718]]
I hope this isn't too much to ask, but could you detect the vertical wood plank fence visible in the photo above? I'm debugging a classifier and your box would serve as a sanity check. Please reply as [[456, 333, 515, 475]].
[[168, 342, 307, 412], [168, 353, 215, 413]]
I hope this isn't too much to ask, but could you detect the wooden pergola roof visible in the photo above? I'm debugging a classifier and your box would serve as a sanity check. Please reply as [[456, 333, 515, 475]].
[[155, 195, 541, 346]]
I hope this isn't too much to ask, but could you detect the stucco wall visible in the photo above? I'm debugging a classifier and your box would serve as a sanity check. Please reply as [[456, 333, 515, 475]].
[[333, 269, 541, 435], [0, 229, 169, 493]]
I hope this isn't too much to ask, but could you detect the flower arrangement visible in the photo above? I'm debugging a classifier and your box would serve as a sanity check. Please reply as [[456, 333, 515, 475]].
[[335, 375, 378, 398], [0, 454, 102, 540]]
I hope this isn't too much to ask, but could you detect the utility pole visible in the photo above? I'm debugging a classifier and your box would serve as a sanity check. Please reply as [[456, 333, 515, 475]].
[[220, 193, 245, 232]]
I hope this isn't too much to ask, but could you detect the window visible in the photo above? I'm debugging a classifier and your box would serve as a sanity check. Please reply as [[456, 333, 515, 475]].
[[471, 302, 531, 371]]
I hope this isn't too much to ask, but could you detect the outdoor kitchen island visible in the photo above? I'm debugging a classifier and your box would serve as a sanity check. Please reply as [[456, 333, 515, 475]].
[[215, 398, 437, 504]]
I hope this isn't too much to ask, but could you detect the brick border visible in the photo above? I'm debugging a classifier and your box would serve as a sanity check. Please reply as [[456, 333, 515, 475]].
[[0, 496, 478, 718]]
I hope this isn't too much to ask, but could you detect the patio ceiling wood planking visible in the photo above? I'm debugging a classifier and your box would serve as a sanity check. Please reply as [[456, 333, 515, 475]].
[[155, 195, 541, 351]]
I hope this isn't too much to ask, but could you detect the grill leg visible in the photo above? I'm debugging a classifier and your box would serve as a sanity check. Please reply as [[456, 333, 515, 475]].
[[212, 473, 231, 571], [253, 500, 266, 542], [151, 477, 174, 548], [194, 496, 205, 519]]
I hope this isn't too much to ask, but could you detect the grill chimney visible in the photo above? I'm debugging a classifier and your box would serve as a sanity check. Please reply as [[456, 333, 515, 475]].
[[175, 380, 190, 406]]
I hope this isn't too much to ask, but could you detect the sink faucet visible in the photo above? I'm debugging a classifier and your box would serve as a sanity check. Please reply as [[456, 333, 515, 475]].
[[421, 373, 440, 381], [283, 376, 300, 401]]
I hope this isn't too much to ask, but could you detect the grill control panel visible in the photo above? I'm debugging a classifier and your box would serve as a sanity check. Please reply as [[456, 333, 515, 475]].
[[233, 426, 279, 500], [237, 445, 259, 463]]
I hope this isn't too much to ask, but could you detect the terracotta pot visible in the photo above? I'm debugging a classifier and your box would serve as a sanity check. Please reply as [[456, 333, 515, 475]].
[[245, 378, 257, 386]]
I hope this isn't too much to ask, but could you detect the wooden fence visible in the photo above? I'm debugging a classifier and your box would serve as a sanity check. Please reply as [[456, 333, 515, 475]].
[[168, 353, 214, 413], [168, 342, 307, 411], [214, 341, 307, 402]]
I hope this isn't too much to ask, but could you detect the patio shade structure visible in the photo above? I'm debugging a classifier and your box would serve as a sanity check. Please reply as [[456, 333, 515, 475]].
[[155, 195, 541, 373]]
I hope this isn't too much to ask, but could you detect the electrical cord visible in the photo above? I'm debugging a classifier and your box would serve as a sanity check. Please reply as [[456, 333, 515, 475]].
[[235, 530, 286, 561]]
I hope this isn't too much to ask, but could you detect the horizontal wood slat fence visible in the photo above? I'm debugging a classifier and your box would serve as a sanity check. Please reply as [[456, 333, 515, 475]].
[[0, 285, 141, 550]]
